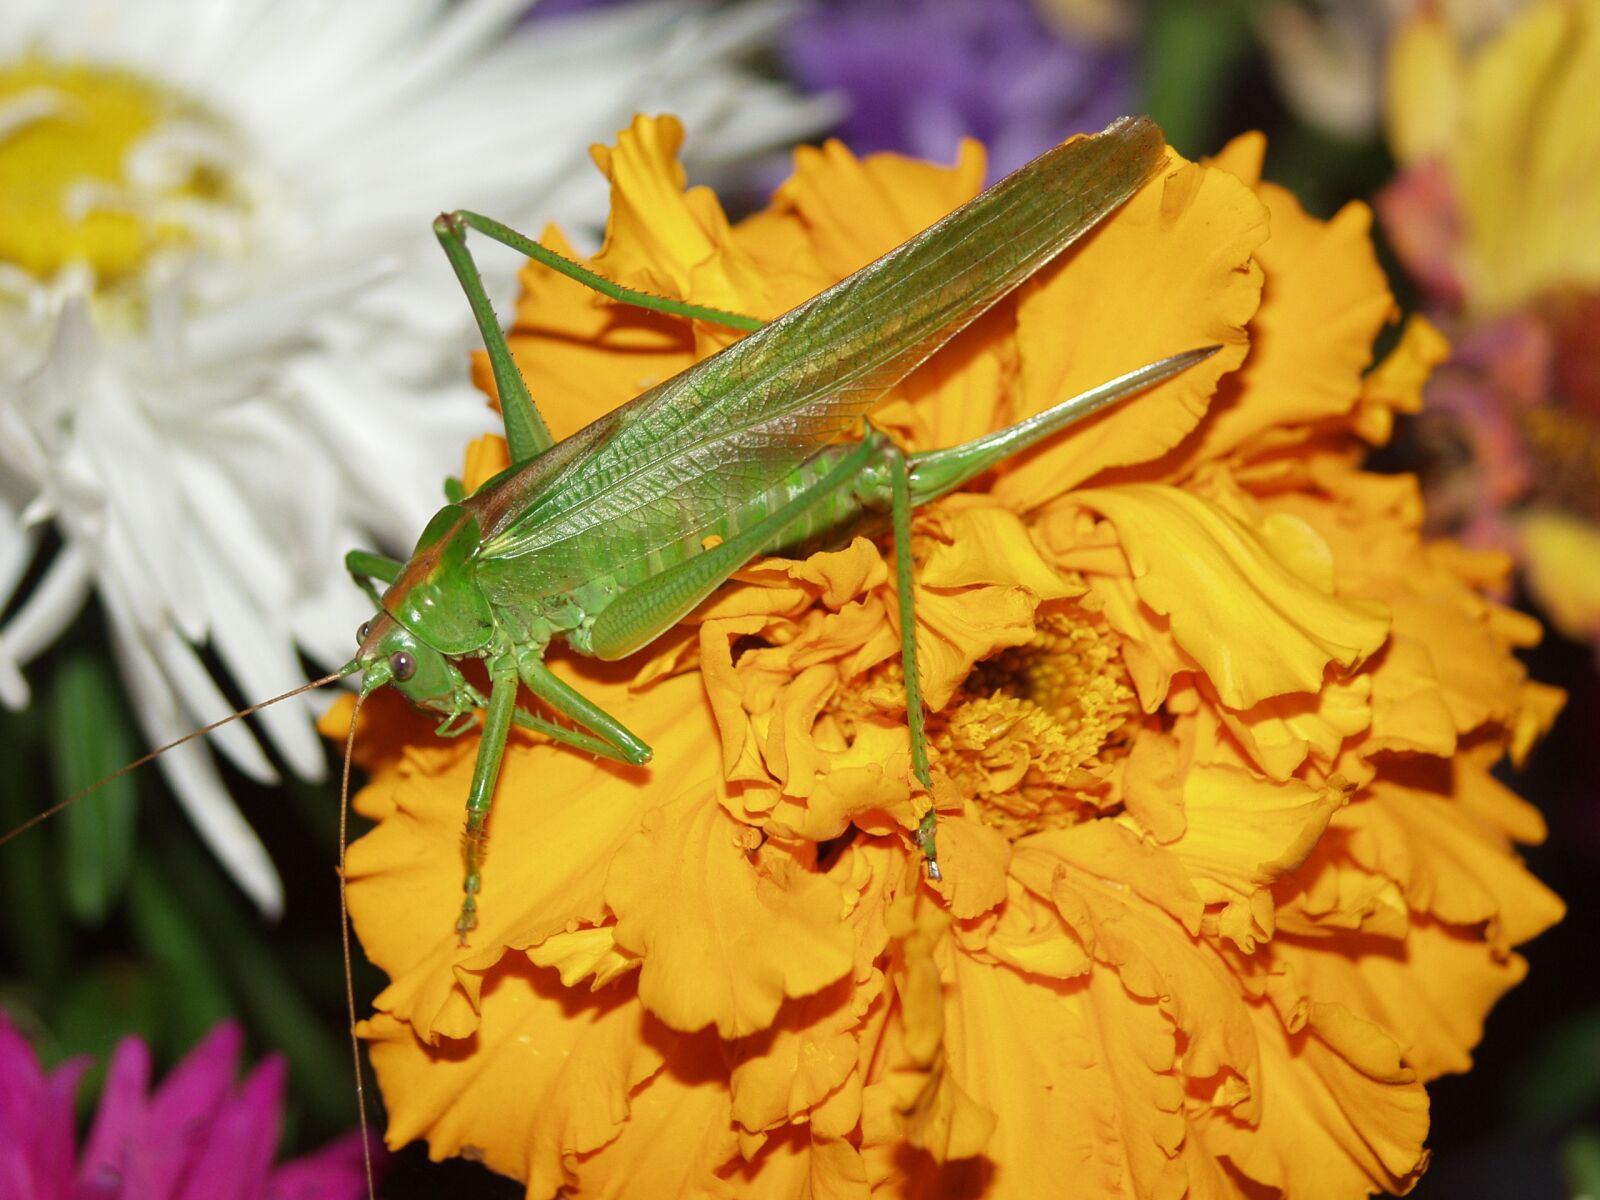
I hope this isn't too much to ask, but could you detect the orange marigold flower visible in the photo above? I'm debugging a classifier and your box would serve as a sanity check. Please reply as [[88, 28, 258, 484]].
[[323, 115, 1564, 1197]]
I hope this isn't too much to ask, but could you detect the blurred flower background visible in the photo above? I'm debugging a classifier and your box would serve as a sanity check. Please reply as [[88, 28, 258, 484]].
[[1, 0, 1596, 1197]]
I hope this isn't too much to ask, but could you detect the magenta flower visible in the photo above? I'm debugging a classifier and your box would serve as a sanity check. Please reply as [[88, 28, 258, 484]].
[[0, 1013, 377, 1199]]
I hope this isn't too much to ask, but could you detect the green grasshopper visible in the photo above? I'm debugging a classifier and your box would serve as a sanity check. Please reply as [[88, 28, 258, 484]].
[[340, 115, 1217, 943]]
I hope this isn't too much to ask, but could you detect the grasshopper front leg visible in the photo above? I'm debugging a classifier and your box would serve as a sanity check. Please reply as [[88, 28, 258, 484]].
[[444, 210, 763, 333], [345, 550, 403, 606], [435, 210, 763, 471]]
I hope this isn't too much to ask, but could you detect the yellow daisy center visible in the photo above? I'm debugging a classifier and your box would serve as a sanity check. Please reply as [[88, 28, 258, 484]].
[[0, 56, 246, 289], [934, 607, 1137, 839]]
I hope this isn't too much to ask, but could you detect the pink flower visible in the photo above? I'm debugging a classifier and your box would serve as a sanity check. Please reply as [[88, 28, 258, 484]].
[[1381, 2, 1600, 651], [0, 1012, 377, 1200]]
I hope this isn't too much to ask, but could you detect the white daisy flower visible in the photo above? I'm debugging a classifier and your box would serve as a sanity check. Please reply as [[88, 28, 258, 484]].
[[0, 0, 833, 915]]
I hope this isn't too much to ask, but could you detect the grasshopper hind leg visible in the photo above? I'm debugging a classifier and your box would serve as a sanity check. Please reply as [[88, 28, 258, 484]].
[[888, 452, 942, 881]]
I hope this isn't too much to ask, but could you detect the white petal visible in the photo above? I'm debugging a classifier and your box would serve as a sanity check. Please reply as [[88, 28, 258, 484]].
[[154, 741, 286, 918], [0, 502, 39, 612], [148, 624, 279, 784], [0, 542, 92, 670], [0, 0, 827, 912], [101, 587, 284, 915]]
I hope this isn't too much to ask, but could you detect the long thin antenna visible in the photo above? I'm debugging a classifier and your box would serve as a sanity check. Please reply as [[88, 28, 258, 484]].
[[340, 689, 377, 1200], [0, 666, 356, 849]]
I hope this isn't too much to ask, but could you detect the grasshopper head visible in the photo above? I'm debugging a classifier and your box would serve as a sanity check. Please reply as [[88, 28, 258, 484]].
[[354, 613, 464, 710]]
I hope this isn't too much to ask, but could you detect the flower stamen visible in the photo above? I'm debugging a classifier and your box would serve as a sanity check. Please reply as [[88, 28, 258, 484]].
[[1521, 401, 1600, 522], [934, 607, 1137, 838]]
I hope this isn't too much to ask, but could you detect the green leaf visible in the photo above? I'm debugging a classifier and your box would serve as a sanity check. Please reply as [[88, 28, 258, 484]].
[[1564, 1128, 1600, 1200], [1515, 1010, 1600, 1123], [159, 837, 356, 1131], [128, 860, 235, 1053], [49, 652, 139, 924], [53, 961, 162, 1112], [1140, 0, 1259, 156], [1264, 122, 1394, 221], [0, 732, 69, 985]]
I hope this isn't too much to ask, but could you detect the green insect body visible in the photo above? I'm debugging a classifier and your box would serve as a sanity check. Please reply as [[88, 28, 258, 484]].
[[343, 115, 1218, 943]]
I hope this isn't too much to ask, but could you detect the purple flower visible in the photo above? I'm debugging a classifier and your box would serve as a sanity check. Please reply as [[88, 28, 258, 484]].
[[0, 1013, 378, 1200], [524, 0, 613, 17], [783, 0, 1133, 180]]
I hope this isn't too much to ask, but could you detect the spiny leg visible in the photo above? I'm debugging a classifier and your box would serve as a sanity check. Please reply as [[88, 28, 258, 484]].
[[889, 451, 941, 881], [345, 549, 403, 606], [456, 655, 650, 942], [447, 209, 764, 333], [517, 652, 652, 765], [509, 707, 639, 763], [458, 656, 520, 944], [905, 346, 1223, 506]]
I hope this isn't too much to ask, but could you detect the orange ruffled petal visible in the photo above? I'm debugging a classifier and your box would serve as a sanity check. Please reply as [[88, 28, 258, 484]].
[[1074, 484, 1390, 710], [330, 113, 1562, 1200]]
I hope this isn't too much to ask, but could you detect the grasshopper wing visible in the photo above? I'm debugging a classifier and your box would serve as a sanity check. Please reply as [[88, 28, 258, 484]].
[[480, 116, 1167, 570]]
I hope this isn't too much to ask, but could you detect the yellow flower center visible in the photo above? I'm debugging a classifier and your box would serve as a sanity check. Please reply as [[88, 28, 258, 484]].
[[0, 56, 246, 289], [934, 607, 1137, 839], [1522, 403, 1600, 522]]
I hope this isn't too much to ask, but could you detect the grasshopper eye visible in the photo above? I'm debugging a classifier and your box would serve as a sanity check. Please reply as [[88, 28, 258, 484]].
[[390, 650, 416, 681], [356, 621, 371, 644]]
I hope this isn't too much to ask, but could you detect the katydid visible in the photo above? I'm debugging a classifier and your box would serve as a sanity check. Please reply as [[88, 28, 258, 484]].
[[340, 114, 1217, 944]]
